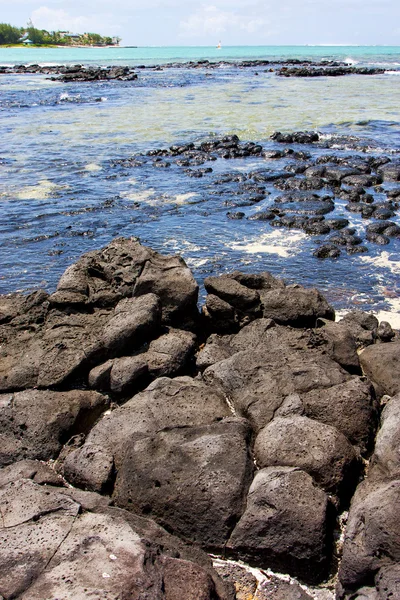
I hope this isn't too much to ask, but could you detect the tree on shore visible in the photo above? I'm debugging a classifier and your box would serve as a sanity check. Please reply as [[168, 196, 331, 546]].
[[0, 23, 22, 45], [0, 21, 120, 46]]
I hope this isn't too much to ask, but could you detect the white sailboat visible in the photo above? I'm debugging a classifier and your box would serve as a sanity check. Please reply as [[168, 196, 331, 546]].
[[216, 41, 221, 49]]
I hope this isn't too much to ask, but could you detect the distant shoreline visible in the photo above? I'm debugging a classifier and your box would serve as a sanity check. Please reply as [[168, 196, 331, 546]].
[[0, 44, 121, 49]]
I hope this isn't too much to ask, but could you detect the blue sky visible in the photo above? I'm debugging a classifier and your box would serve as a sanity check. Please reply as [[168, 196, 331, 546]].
[[1, 0, 400, 46]]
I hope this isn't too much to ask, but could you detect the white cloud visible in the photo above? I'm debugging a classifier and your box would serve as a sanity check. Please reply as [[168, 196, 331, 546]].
[[31, 7, 90, 32], [179, 5, 270, 37]]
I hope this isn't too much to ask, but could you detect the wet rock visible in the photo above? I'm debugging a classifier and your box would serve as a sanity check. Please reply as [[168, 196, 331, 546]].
[[366, 232, 390, 245], [366, 221, 400, 233], [248, 209, 276, 220], [301, 377, 377, 454], [325, 217, 350, 229], [275, 176, 326, 191], [271, 131, 319, 144], [342, 174, 382, 187], [346, 245, 369, 255], [278, 66, 384, 77], [227, 466, 329, 582], [0, 389, 109, 467], [359, 342, 400, 395], [112, 418, 254, 547], [303, 221, 331, 234], [373, 206, 395, 220], [345, 203, 376, 218], [313, 244, 341, 258], [377, 163, 400, 182], [62, 376, 231, 493], [226, 211, 245, 219], [254, 415, 358, 497]]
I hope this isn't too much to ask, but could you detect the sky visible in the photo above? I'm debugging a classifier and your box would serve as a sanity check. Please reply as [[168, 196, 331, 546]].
[[1, 0, 400, 46]]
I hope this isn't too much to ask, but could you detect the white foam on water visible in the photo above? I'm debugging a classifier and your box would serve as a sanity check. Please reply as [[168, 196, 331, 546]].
[[359, 251, 400, 275], [185, 257, 209, 268], [227, 230, 306, 258], [174, 192, 201, 204], [120, 189, 157, 204], [85, 163, 102, 172], [16, 179, 69, 200], [344, 57, 359, 65]]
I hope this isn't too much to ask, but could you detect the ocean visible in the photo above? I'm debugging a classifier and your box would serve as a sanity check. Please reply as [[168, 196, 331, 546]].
[[1, 46, 399, 321]]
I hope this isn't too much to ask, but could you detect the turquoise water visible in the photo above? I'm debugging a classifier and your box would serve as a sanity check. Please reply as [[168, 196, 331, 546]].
[[0, 46, 400, 318], [1, 45, 400, 67]]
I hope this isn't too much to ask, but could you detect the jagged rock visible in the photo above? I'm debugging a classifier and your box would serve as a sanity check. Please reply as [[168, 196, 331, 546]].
[[339, 311, 379, 348], [112, 418, 254, 547], [227, 466, 329, 582], [48, 237, 199, 325], [0, 389, 109, 467], [338, 479, 400, 596], [196, 334, 233, 371], [375, 564, 400, 599], [256, 578, 314, 599], [369, 393, 400, 480], [0, 239, 202, 392], [359, 342, 400, 395], [377, 163, 400, 182], [342, 174, 382, 187], [0, 476, 229, 600], [212, 562, 258, 600], [146, 329, 197, 377], [0, 293, 162, 391], [0, 459, 64, 488], [313, 320, 361, 373], [204, 275, 261, 311], [62, 377, 231, 493], [88, 328, 197, 394], [254, 415, 358, 497], [202, 272, 283, 331], [203, 323, 350, 432], [260, 286, 335, 327], [202, 294, 238, 333], [377, 321, 395, 342], [301, 378, 377, 454], [106, 354, 149, 393]]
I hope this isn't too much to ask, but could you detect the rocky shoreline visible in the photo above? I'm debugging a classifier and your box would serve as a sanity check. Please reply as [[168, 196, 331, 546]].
[[117, 131, 400, 261], [1, 237, 399, 599], [0, 59, 389, 81]]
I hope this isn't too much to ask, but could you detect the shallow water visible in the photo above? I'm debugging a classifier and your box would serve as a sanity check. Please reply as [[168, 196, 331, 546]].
[[0, 48, 399, 317]]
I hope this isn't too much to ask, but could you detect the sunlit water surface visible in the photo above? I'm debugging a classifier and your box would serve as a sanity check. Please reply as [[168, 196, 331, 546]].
[[0, 48, 399, 318]]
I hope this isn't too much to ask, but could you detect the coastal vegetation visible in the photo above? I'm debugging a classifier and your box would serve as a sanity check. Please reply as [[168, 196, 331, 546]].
[[0, 22, 120, 46]]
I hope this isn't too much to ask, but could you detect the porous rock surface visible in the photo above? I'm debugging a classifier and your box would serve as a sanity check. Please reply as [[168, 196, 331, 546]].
[[0, 237, 399, 598]]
